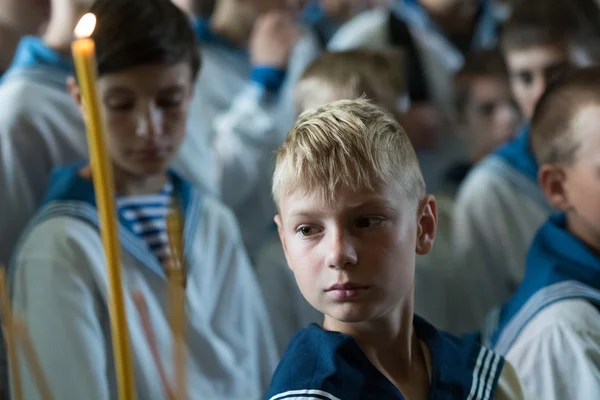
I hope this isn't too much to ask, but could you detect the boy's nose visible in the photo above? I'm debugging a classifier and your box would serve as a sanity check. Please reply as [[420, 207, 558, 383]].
[[325, 229, 358, 270], [136, 105, 164, 137]]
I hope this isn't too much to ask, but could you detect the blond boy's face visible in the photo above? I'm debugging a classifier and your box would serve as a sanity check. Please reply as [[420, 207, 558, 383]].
[[275, 184, 436, 325]]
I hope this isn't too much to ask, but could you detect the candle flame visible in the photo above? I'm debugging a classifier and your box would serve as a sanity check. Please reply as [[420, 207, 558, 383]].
[[74, 13, 96, 39]]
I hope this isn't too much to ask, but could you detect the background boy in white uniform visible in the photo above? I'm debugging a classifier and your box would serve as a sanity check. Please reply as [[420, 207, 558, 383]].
[[450, 0, 600, 332], [0, 0, 90, 266], [176, 0, 321, 259], [483, 66, 600, 400], [8, 0, 277, 397]]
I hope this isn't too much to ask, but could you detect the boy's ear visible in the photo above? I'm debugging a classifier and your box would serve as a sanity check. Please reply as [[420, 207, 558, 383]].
[[274, 215, 294, 272], [415, 194, 437, 255], [67, 76, 84, 111], [538, 163, 569, 210]]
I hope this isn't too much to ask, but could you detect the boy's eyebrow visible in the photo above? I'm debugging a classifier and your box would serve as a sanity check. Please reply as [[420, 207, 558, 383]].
[[287, 198, 397, 218], [104, 87, 133, 96]]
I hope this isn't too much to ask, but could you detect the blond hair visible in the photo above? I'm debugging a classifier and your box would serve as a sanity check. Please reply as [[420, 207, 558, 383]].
[[272, 98, 425, 207], [294, 49, 406, 115]]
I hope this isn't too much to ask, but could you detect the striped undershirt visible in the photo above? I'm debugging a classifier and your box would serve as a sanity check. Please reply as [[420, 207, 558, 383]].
[[117, 181, 175, 265]]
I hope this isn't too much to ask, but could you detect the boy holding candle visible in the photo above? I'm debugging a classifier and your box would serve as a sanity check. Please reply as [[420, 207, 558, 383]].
[[7, 0, 278, 399], [265, 98, 527, 400], [0, 0, 313, 270], [482, 66, 600, 399]]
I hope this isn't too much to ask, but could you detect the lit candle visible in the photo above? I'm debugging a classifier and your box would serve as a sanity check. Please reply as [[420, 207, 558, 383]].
[[0, 268, 23, 400], [167, 210, 186, 400], [72, 13, 136, 400]]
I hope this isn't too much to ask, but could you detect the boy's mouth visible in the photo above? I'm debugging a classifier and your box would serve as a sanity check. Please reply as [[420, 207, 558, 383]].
[[326, 283, 370, 300], [327, 283, 368, 291], [131, 146, 170, 159]]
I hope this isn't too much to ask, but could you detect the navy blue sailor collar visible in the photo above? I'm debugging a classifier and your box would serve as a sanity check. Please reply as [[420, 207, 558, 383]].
[[267, 315, 503, 400]]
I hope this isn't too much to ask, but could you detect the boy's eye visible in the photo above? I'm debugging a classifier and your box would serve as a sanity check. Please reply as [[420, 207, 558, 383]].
[[517, 71, 533, 86], [355, 217, 384, 229], [105, 98, 134, 111], [297, 226, 321, 237], [478, 102, 496, 117]]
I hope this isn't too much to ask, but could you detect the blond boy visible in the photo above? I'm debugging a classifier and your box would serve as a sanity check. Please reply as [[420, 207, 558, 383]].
[[265, 98, 527, 400], [257, 50, 426, 355]]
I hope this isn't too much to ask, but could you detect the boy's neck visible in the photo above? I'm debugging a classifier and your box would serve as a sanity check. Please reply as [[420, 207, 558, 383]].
[[0, 23, 22, 72], [323, 289, 430, 394], [209, 1, 255, 48], [114, 170, 169, 197], [42, 2, 86, 57]]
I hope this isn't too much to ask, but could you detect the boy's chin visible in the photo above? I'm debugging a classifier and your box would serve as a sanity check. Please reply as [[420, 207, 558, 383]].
[[324, 304, 378, 325]]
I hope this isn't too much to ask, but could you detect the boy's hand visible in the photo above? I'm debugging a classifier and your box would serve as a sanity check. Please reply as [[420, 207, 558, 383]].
[[250, 11, 300, 69]]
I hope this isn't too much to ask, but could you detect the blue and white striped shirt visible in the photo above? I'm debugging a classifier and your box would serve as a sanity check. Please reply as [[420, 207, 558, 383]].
[[117, 182, 174, 265]]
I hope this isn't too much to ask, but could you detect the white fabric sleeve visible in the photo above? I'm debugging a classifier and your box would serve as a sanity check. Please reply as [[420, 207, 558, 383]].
[[448, 168, 546, 333], [493, 361, 534, 400], [327, 8, 391, 51], [0, 113, 52, 267], [206, 201, 280, 392], [506, 300, 600, 400], [10, 218, 110, 400]]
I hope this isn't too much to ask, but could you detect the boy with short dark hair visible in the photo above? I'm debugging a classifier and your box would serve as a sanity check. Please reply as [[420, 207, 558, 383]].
[[450, 0, 600, 332], [265, 98, 527, 400], [453, 49, 520, 166], [8, 0, 277, 398], [483, 66, 600, 399]]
